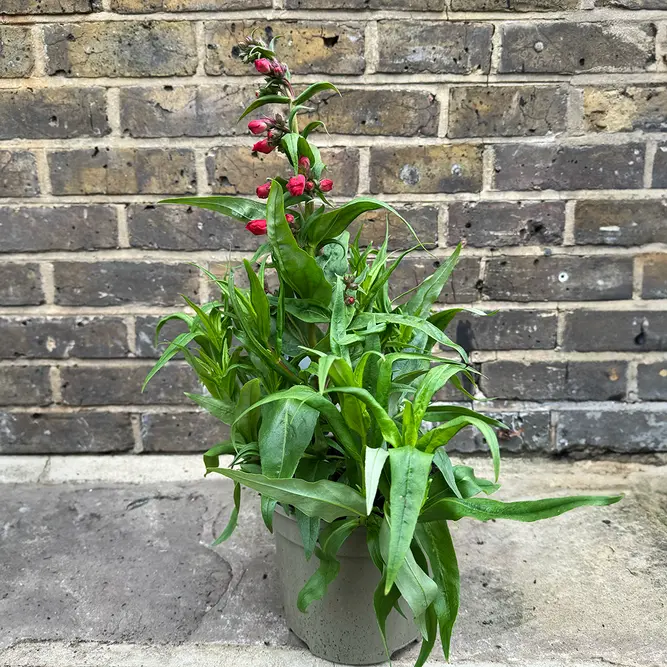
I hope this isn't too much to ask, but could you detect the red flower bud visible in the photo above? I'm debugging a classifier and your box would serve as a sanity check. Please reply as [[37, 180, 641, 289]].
[[298, 156, 311, 172], [271, 60, 286, 76], [256, 182, 271, 199], [254, 58, 272, 74], [252, 139, 274, 154], [248, 119, 269, 135], [285, 213, 295, 224], [286, 174, 306, 197], [319, 178, 334, 192], [305, 180, 315, 192], [345, 296, 356, 306], [246, 219, 267, 235]]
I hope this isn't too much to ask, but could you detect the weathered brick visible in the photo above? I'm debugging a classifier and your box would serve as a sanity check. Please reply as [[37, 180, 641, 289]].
[[652, 144, 667, 188], [205, 21, 365, 76], [499, 23, 655, 74], [2, 0, 93, 12], [453, 0, 576, 7], [0, 27, 34, 78], [0, 206, 117, 253], [377, 21, 492, 75], [448, 86, 567, 138], [563, 310, 667, 352], [483, 256, 633, 301], [351, 205, 438, 251], [112, 0, 268, 11], [304, 89, 439, 137], [370, 145, 483, 194], [287, 0, 444, 7], [61, 363, 199, 406], [0, 412, 134, 454], [448, 201, 565, 247], [53, 262, 200, 307], [0, 367, 51, 406], [451, 310, 558, 351], [574, 200, 667, 246], [480, 361, 627, 401], [206, 147, 358, 196], [0, 151, 40, 197], [642, 254, 667, 299], [493, 144, 645, 191], [583, 86, 667, 133], [48, 148, 196, 196], [390, 256, 481, 304], [44, 22, 197, 78], [141, 411, 230, 452], [0, 317, 128, 360], [638, 363, 667, 400], [0, 264, 43, 306], [595, 0, 667, 8], [135, 316, 190, 358], [128, 204, 262, 252], [556, 409, 667, 454], [120, 85, 255, 138]]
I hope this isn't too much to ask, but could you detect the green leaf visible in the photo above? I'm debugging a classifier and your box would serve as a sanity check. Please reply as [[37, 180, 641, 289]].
[[243, 259, 270, 342], [296, 509, 320, 560], [414, 603, 438, 667], [364, 447, 389, 515], [258, 398, 319, 479], [261, 495, 277, 532], [142, 331, 198, 390], [330, 276, 352, 363], [266, 181, 332, 307], [203, 441, 237, 469], [432, 448, 462, 499], [280, 132, 300, 170], [159, 196, 265, 224], [235, 378, 262, 445], [293, 82, 340, 107], [316, 233, 349, 285], [302, 120, 326, 138], [239, 94, 291, 120], [211, 482, 241, 545], [207, 468, 367, 523], [453, 465, 500, 498], [423, 405, 508, 430], [419, 494, 623, 524], [279, 298, 330, 323], [385, 447, 434, 594], [185, 392, 236, 424]]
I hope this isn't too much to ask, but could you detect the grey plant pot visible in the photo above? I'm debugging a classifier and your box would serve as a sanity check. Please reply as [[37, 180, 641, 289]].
[[273, 509, 419, 665]]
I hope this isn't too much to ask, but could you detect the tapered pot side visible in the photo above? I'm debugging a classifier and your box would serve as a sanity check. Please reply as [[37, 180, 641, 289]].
[[273, 508, 419, 665]]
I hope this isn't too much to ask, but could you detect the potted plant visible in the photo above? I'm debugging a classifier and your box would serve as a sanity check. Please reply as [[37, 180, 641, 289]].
[[145, 33, 622, 667]]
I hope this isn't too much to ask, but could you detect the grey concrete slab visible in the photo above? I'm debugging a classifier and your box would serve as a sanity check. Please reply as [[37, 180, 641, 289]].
[[0, 459, 665, 667]]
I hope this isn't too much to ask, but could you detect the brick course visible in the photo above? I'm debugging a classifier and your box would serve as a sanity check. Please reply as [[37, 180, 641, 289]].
[[0, 3, 665, 456]]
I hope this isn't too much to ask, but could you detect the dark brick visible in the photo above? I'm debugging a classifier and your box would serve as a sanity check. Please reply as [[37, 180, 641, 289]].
[[0, 27, 34, 78], [583, 86, 667, 133], [0, 367, 51, 406], [128, 204, 262, 252], [0, 206, 117, 253], [499, 23, 655, 74], [205, 21, 365, 76], [0, 264, 43, 306], [480, 361, 628, 401], [642, 254, 667, 299], [0, 412, 134, 454], [206, 147, 358, 197], [48, 148, 196, 196], [351, 205, 438, 251], [454, 0, 576, 7], [141, 411, 230, 452], [53, 262, 200, 307], [595, 0, 667, 8], [448, 201, 565, 247], [304, 89, 439, 137], [112, 0, 269, 10], [493, 144, 645, 191], [120, 85, 253, 138], [450, 309, 558, 351], [135, 316, 190, 358], [0, 151, 40, 197], [370, 145, 483, 194], [61, 363, 199, 406], [574, 200, 667, 246], [563, 310, 667, 351], [448, 86, 567, 138], [0, 317, 128, 360], [652, 144, 667, 188], [0, 88, 109, 140], [638, 363, 667, 400], [377, 21, 492, 75], [287, 0, 444, 7], [390, 256, 481, 304], [555, 409, 667, 454], [2, 0, 93, 11], [45, 22, 197, 78], [483, 256, 633, 301]]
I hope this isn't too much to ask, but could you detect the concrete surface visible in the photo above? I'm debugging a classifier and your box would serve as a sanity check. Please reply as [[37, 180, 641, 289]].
[[0, 456, 665, 667]]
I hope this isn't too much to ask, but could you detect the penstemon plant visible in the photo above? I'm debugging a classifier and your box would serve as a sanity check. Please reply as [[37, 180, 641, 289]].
[[146, 33, 621, 666]]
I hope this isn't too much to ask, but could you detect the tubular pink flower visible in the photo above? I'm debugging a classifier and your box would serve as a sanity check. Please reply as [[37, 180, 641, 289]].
[[246, 219, 267, 235], [248, 119, 269, 135], [256, 182, 271, 199], [287, 174, 306, 197], [298, 156, 311, 172], [252, 139, 274, 154], [319, 179, 334, 192], [285, 213, 295, 224], [254, 58, 272, 74]]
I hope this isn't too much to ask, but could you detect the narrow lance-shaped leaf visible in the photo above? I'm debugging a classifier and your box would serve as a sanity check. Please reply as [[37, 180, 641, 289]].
[[239, 94, 290, 119], [293, 82, 340, 106], [433, 448, 462, 499], [203, 441, 237, 470], [143, 331, 198, 390], [243, 259, 271, 342], [364, 447, 389, 515], [211, 482, 241, 546], [160, 196, 266, 223], [296, 509, 320, 561]]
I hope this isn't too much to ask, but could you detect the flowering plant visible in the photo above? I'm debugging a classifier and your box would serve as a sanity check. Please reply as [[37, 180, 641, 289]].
[[146, 33, 621, 666]]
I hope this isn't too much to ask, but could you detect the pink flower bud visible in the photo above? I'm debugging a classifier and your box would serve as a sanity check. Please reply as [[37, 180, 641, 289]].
[[345, 296, 356, 306], [305, 180, 315, 192], [285, 213, 295, 224], [298, 156, 311, 172], [287, 174, 306, 197], [248, 119, 269, 135], [252, 139, 274, 154], [319, 179, 334, 192], [246, 219, 267, 235], [271, 60, 286, 76], [254, 58, 272, 74], [256, 182, 271, 199]]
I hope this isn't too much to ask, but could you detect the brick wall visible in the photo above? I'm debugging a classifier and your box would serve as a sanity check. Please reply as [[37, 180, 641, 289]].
[[1, 1, 666, 457]]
